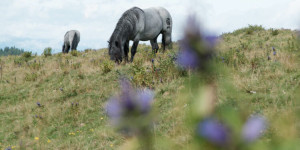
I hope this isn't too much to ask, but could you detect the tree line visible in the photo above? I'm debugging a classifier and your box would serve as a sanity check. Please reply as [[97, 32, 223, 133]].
[[0, 46, 25, 56]]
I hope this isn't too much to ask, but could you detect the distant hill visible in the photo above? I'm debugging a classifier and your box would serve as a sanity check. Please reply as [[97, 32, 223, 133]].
[[0, 46, 25, 56]]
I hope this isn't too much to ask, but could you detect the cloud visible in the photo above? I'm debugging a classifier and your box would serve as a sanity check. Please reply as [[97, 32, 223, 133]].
[[0, 0, 299, 54]]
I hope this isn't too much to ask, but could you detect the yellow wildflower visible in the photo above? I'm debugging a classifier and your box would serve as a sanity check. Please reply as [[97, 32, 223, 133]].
[[90, 129, 94, 132], [100, 117, 104, 120], [47, 139, 51, 143], [110, 144, 114, 147], [34, 137, 39, 141], [11, 146, 16, 149]]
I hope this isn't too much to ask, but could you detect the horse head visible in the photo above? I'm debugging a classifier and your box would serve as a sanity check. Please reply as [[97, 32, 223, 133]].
[[108, 40, 123, 63]]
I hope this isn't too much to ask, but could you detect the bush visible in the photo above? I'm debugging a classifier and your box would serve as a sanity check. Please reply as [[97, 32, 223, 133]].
[[22, 51, 32, 59], [43, 47, 52, 57], [101, 60, 114, 74], [271, 28, 279, 36], [71, 50, 79, 57]]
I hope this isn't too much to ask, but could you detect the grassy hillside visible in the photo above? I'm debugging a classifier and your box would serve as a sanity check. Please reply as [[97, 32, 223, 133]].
[[0, 26, 300, 149]]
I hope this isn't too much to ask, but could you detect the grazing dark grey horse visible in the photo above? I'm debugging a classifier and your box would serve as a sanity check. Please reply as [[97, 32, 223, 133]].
[[62, 30, 80, 53], [108, 7, 172, 62]]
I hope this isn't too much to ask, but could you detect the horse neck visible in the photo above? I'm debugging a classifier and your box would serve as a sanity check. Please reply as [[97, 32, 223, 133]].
[[115, 21, 134, 42]]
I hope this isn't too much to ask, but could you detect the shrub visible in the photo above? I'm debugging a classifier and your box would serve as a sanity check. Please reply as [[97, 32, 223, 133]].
[[71, 50, 79, 57], [271, 28, 279, 36], [43, 47, 52, 57], [101, 60, 114, 74], [22, 51, 32, 59]]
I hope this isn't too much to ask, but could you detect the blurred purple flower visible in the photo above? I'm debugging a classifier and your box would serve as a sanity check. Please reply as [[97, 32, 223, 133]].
[[272, 47, 275, 51], [185, 15, 202, 37], [177, 48, 199, 69], [5, 147, 12, 150], [36, 102, 41, 107], [177, 15, 215, 70], [106, 97, 123, 125], [106, 78, 155, 126], [272, 47, 276, 56], [242, 115, 267, 143], [221, 57, 225, 63], [197, 118, 230, 146], [205, 36, 219, 48], [151, 59, 154, 64], [137, 89, 154, 113]]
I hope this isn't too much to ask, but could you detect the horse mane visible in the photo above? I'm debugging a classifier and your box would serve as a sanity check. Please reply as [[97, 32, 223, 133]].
[[108, 7, 144, 50]]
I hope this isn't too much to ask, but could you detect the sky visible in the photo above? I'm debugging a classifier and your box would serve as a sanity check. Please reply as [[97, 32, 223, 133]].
[[0, 0, 300, 54]]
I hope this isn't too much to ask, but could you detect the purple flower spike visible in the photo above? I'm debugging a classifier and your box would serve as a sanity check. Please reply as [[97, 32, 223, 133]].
[[106, 78, 155, 129], [272, 47, 275, 51], [177, 48, 199, 69], [205, 36, 219, 48], [137, 89, 154, 113], [36, 102, 41, 107], [106, 97, 123, 125], [185, 15, 202, 37], [197, 118, 230, 146], [242, 115, 267, 143]]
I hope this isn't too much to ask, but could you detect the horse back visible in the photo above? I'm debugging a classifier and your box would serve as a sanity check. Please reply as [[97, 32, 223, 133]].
[[64, 30, 80, 43]]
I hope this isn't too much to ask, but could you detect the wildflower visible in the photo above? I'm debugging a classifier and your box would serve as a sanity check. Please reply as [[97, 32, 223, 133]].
[[90, 129, 94, 132], [177, 15, 215, 70], [5, 147, 12, 150], [110, 144, 114, 147], [106, 78, 154, 131], [47, 139, 51, 143], [11, 146, 16, 149], [36, 102, 41, 107], [197, 118, 230, 146], [272, 47, 276, 56], [242, 115, 267, 143], [34, 137, 39, 141], [100, 117, 104, 120], [221, 57, 225, 63], [151, 59, 154, 64]]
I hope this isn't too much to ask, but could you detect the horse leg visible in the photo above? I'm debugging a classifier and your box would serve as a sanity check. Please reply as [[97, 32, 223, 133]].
[[66, 45, 70, 53], [130, 41, 139, 62], [62, 45, 66, 53], [124, 41, 129, 62], [162, 33, 166, 52], [150, 36, 159, 53]]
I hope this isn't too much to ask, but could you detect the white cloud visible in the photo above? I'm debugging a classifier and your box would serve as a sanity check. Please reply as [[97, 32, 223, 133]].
[[0, 0, 299, 54]]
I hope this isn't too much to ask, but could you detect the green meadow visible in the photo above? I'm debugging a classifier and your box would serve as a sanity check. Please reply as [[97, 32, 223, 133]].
[[0, 26, 300, 149]]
